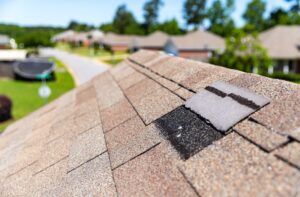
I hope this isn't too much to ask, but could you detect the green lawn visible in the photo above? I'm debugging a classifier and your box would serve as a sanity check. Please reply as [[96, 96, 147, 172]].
[[0, 58, 75, 132], [56, 43, 127, 58], [103, 58, 124, 66], [56, 43, 129, 66]]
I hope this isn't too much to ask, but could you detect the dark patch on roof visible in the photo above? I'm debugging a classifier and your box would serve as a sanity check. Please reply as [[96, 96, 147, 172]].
[[155, 106, 224, 160]]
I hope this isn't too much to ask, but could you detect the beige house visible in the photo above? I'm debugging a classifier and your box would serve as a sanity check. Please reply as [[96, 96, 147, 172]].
[[260, 25, 300, 74], [52, 30, 104, 47], [164, 30, 225, 62], [51, 30, 76, 43], [0, 35, 17, 49], [130, 31, 169, 51], [101, 33, 136, 52]]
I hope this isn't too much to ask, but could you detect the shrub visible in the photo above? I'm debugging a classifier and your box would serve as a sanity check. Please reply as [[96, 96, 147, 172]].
[[0, 95, 12, 123], [265, 72, 300, 82]]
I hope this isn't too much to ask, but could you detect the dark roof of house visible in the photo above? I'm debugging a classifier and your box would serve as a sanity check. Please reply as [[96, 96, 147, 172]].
[[1, 50, 300, 196], [168, 30, 225, 51], [260, 25, 300, 59]]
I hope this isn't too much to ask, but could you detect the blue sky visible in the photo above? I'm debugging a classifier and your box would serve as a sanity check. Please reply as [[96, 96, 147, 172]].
[[0, 0, 292, 27]]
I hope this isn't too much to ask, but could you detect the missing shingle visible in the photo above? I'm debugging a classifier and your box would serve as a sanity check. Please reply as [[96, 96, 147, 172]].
[[155, 106, 224, 160]]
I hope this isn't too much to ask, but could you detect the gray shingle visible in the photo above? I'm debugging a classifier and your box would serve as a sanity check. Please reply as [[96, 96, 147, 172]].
[[210, 81, 270, 107], [185, 89, 254, 132]]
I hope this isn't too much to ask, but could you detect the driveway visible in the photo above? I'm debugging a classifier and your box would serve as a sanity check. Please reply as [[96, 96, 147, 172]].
[[40, 48, 108, 86]]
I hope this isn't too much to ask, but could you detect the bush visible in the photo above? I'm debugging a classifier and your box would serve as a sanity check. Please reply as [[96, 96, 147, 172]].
[[265, 72, 300, 82], [0, 95, 12, 123]]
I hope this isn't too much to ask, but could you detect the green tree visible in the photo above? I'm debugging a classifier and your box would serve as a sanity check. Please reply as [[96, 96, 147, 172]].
[[0, 24, 63, 48], [207, 0, 235, 36], [264, 8, 300, 29], [286, 0, 300, 12], [113, 4, 140, 34], [151, 19, 184, 35], [210, 30, 271, 74], [183, 0, 207, 30], [143, 0, 164, 33], [67, 20, 93, 31], [99, 23, 116, 33], [243, 0, 266, 32]]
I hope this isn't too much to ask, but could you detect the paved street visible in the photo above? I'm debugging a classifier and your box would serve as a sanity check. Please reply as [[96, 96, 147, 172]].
[[40, 48, 108, 86]]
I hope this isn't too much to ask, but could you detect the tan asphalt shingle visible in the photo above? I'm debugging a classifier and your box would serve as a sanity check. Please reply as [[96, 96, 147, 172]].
[[0, 50, 299, 196]]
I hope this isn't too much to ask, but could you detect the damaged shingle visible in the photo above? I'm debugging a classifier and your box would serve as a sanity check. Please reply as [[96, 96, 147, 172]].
[[155, 106, 224, 160], [185, 81, 270, 133], [209, 81, 270, 107]]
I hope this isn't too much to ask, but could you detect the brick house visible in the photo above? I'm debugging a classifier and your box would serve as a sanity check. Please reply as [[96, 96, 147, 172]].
[[101, 33, 136, 52], [164, 30, 225, 62]]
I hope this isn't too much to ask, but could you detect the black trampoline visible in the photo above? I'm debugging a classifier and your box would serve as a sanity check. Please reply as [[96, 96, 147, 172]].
[[13, 58, 55, 80]]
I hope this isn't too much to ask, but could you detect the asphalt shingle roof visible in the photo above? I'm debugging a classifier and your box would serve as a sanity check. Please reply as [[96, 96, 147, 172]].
[[168, 30, 225, 51], [260, 25, 300, 59], [0, 50, 300, 196], [131, 31, 169, 49]]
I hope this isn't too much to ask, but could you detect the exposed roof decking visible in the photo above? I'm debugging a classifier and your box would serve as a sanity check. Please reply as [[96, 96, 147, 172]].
[[0, 50, 300, 196]]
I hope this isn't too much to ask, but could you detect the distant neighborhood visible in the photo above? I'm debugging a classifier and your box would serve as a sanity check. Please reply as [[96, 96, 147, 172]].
[[52, 29, 224, 62], [51, 25, 300, 75], [0, 34, 17, 49]]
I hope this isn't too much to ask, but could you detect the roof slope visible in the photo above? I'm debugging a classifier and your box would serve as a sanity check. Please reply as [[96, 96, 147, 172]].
[[260, 25, 300, 59], [102, 33, 136, 46], [0, 50, 300, 196], [169, 30, 225, 51], [132, 31, 169, 48]]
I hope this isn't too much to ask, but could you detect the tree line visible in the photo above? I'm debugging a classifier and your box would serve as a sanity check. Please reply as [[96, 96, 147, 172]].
[[0, 24, 63, 48], [97, 0, 300, 37]]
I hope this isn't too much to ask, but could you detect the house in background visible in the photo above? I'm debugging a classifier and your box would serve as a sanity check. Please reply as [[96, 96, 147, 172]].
[[0, 35, 17, 49], [164, 30, 225, 62], [70, 32, 90, 47], [260, 25, 300, 74], [101, 33, 136, 52], [52, 30, 104, 47], [51, 30, 76, 43], [130, 31, 169, 51], [87, 30, 104, 45]]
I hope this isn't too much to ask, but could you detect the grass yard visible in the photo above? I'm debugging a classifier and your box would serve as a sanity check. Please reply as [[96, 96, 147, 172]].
[[56, 43, 127, 58], [56, 43, 129, 66], [0, 58, 75, 132], [103, 58, 124, 66]]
